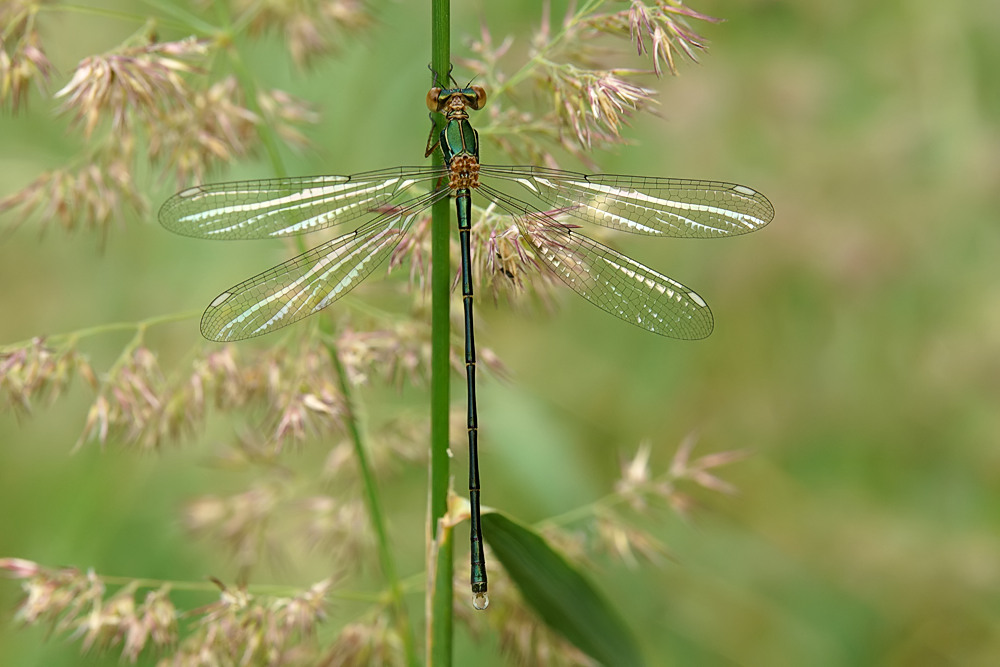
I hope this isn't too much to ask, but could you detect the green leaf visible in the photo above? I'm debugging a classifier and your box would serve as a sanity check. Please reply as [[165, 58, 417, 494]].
[[482, 512, 644, 667]]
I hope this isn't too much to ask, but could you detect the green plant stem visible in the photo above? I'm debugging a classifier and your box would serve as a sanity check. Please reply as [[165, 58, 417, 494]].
[[428, 0, 453, 665], [323, 324, 418, 667]]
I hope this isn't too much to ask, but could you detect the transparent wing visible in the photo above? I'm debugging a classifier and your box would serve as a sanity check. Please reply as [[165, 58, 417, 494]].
[[479, 165, 773, 238], [480, 185, 713, 339], [201, 189, 447, 341], [159, 165, 446, 240]]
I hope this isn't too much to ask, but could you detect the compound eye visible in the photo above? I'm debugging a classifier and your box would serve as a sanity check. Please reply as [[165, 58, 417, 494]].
[[469, 85, 487, 110], [426, 87, 443, 112]]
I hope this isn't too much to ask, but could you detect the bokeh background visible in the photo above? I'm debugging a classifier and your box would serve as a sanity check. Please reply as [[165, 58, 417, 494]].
[[2, 0, 998, 664]]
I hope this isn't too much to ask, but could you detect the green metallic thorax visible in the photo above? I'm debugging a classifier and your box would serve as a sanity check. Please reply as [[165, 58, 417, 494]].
[[440, 117, 480, 169]]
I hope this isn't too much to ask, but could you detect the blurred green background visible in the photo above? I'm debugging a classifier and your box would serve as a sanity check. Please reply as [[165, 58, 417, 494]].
[[2, 0, 999, 664]]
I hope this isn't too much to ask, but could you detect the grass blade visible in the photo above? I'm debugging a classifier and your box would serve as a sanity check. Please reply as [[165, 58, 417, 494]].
[[482, 512, 643, 667]]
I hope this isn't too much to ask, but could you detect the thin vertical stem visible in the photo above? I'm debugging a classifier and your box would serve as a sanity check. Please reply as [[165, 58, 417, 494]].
[[427, 0, 453, 665]]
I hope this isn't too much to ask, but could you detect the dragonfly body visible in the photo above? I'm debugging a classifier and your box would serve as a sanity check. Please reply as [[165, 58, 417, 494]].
[[426, 84, 489, 604], [158, 82, 774, 609]]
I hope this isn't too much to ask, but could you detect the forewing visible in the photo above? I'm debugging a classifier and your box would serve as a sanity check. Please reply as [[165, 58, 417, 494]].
[[480, 165, 773, 238], [481, 185, 713, 339], [201, 190, 446, 341], [159, 166, 445, 240]]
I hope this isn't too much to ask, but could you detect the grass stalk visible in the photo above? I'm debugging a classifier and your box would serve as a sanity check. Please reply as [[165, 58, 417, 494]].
[[427, 0, 454, 664]]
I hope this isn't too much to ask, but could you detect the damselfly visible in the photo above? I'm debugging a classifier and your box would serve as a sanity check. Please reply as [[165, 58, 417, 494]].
[[159, 84, 773, 609]]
